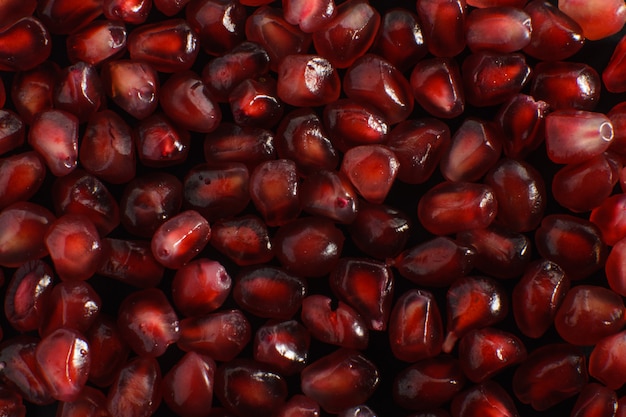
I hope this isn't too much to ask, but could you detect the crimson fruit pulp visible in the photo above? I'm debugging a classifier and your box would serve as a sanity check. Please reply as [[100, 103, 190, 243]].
[[3, 0, 626, 417]]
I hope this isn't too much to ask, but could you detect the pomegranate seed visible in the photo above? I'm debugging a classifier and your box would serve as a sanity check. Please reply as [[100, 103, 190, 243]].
[[106, 356, 162, 417], [0, 17, 52, 71], [103, 0, 151, 24], [312, 0, 380, 69], [277, 54, 340, 108], [450, 381, 519, 417], [340, 145, 399, 204], [38, 280, 101, 337], [276, 395, 320, 417], [606, 237, 626, 297], [28, 109, 79, 177], [249, 159, 301, 226], [0, 385, 26, 417], [393, 236, 476, 288], [128, 19, 199, 73], [495, 94, 549, 159], [54, 61, 104, 124], [253, 319, 310, 375], [209, 215, 274, 266], [36, 0, 101, 35], [98, 238, 165, 288], [0, 110, 25, 156], [465, 6, 532, 53], [570, 383, 618, 417], [388, 289, 443, 363], [393, 355, 466, 411], [337, 405, 377, 417], [531, 61, 600, 111], [177, 309, 251, 361], [301, 348, 379, 413], [299, 170, 358, 224], [558, 0, 626, 40], [161, 351, 216, 417], [416, 0, 466, 57], [283, 0, 336, 33], [204, 123, 276, 169], [229, 76, 283, 128], [467, 0, 527, 7], [0, 151, 45, 210], [233, 266, 306, 320], [604, 34, 626, 93], [154, 0, 191, 16], [117, 288, 180, 357], [185, 0, 247, 57], [300, 294, 369, 350], [0, 0, 36, 30], [101, 59, 160, 120], [323, 99, 389, 152], [512, 259, 570, 338], [589, 330, 626, 390], [44, 214, 104, 281], [172, 258, 231, 317], [10, 61, 58, 124], [151, 209, 211, 269], [55, 385, 108, 417], [85, 315, 131, 387], [609, 102, 626, 156], [589, 193, 626, 246], [66, 20, 127, 66], [410, 58, 465, 119], [512, 343, 588, 411]]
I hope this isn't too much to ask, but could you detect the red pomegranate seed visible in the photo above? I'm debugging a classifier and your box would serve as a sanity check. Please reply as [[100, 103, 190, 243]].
[[606, 238, 626, 296], [554, 285, 625, 346], [0, 202, 55, 268], [0, 336, 53, 405], [177, 309, 251, 361], [101, 59, 160, 120], [4, 260, 54, 333], [466, 6, 532, 53], [53, 61, 104, 123], [417, 181, 497, 236], [151, 210, 211, 269], [253, 319, 310, 375], [185, 0, 247, 57], [462, 52, 531, 107], [483, 158, 546, 232], [604, 34, 626, 93], [443, 275, 509, 353], [0, 17, 51, 71], [330, 258, 394, 331], [201, 42, 271, 103], [410, 58, 465, 119], [55, 385, 108, 417], [120, 172, 183, 238], [323, 99, 389, 152], [106, 356, 162, 417], [467, 0, 527, 7], [440, 118, 501, 182], [28, 109, 79, 177], [512, 343, 588, 411], [0, 0, 36, 30], [283, 0, 336, 33], [589, 193, 626, 246], [209, 215, 274, 266], [172, 258, 231, 317], [589, 330, 626, 390], [337, 405, 377, 417], [117, 288, 180, 357], [450, 381, 519, 417], [340, 145, 399, 204], [416, 0, 466, 57], [98, 238, 165, 288], [552, 153, 620, 213], [393, 355, 466, 411], [457, 327, 527, 383], [558, 0, 626, 41], [523, 0, 584, 61], [370, 8, 427, 72], [277, 54, 340, 108], [312, 0, 380, 69], [609, 102, 626, 156], [388, 289, 443, 363], [51, 170, 121, 236], [204, 123, 275, 169], [347, 201, 411, 260], [300, 170, 358, 224], [183, 162, 249, 220], [233, 266, 306, 320], [128, 19, 199, 73], [387, 119, 451, 184], [103, 0, 151, 24], [275, 108, 339, 176], [229, 76, 283, 128], [35, 328, 91, 402], [301, 348, 379, 413], [66, 20, 126, 66], [535, 214, 607, 280], [36, 0, 101, 34], [0, 385, 26, 417], [300, 294, 369, 350], [44, 214, 104, 281], [215, 358, 288, 417], [154, 0, 191, 16], [277, 394, 320, 417], [343, 54, 414, 125], [85, 315, 131, 387], [531, 61, 601, 111], [245, 6, 311, 72], [249, 159, 300, 226], [38, 280, 101, 337], [10, 61, 58, 124], [161, 351, 216, 417], [495, 94, 549, 159], [0, 110, 25, 156], [512, 259, 570, 338], [0, 151, 45, 210], [161, 70, 222, 133], [570, 383, 618, 417], [393, 236, 475, 287]]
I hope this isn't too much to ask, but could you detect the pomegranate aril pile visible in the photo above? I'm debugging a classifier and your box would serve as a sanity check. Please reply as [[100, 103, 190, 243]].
[[4, 1, 626, 417]]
